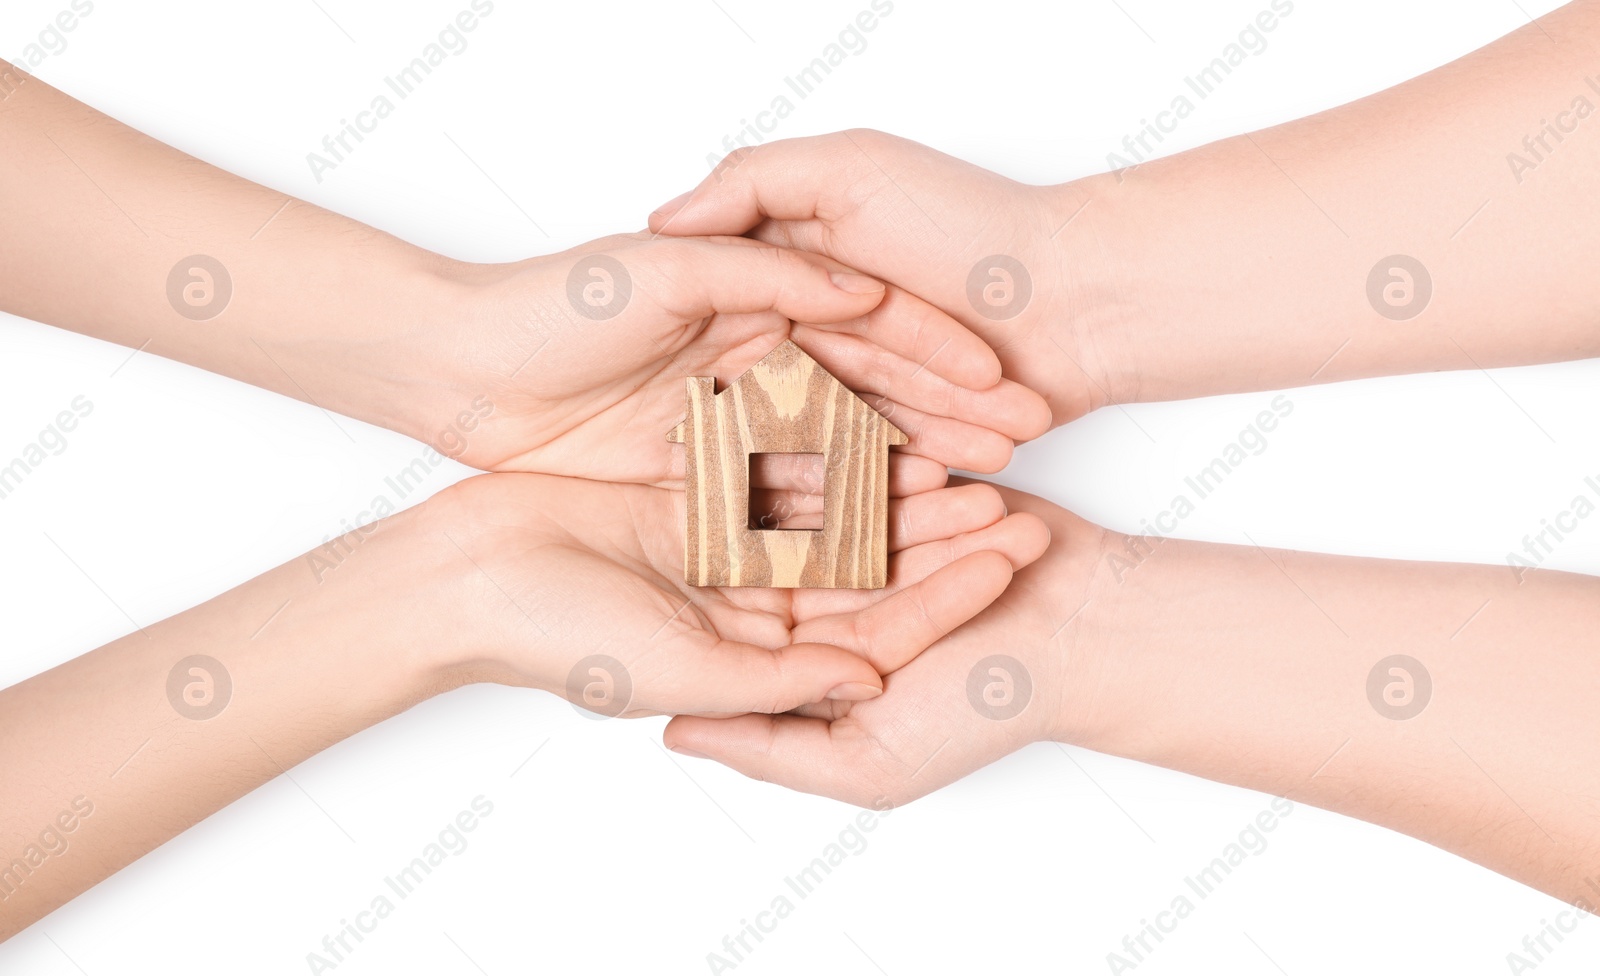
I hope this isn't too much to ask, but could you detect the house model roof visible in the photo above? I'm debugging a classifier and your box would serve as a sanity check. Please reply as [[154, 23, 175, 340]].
[[667, 339, 908, 589], [667, 339, 908, 447]]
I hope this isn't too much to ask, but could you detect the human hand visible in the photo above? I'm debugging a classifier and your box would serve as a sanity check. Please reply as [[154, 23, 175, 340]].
[[668, 471, 1600, 908], [0, 72, 1048, 478], [386, 233, 1050, 484], [429, 472, 1050, 718], [0, 466, 1042, 938], [662, 481, 1103, 802], [646, 131, 1112, 428]]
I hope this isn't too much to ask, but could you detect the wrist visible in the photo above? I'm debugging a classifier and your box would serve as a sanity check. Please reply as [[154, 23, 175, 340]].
[[1033, 513, 1199, 757], [988, 493, 1131, 748], [266, 242, 486, 442], [1026, 177, 1142, 424], [1043, 535, 1132, 752], [1043, 137, 1377, 409], [205, 201, 493, 451], [290, 482, 494, 703]]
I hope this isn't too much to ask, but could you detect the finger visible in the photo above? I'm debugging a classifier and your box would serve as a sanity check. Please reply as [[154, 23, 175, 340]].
[[795, 550, 1015, 674], [753, 475, 1008, 542], [749, 451, 828, 493], [796, 286, 1002, 390], [653, 240, 1009, 396], [671, 635, 884, 715], [888, 454, 948, 497], [889, 483, 1006, 552], [889, 512, 1051, 591], [667, 645, 1037, 803], [750, 217, 833, 264], [794, 510, 1049, 620], [748, 452, 827, 528], [786, 699, 849, 721], [630, 237, 886, 326], [747, 488, 824, 530], [664, 713, 870, 803], [858, 396, 1017, 474], [649, 133, 876, 236], [793, 325, 1052, 442]]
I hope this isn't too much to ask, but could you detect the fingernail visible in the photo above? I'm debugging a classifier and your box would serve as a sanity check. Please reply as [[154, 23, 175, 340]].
[[826, 681, 883, 702], [829, 271, 885, 295], [651, 190, 693, 220], [669, 745, 711, 760]]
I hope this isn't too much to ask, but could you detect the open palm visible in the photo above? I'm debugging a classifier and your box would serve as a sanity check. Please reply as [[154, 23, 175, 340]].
[[434, 472, 1050, 718], [664, 482, 1102, 801], [412, 233, 1050, 484]]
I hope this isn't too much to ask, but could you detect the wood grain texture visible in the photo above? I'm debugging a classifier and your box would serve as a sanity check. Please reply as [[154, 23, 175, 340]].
[[667, 340, 908, 588]]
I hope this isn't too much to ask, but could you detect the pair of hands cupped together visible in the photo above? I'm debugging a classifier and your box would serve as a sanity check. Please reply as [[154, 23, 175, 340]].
[[364, 131, 1111, 808]]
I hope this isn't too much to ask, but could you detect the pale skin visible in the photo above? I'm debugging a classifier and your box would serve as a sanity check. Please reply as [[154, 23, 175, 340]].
[[0, 63, 1050, 484], [6, 0, 1600, 944], [651, 3, 1600, 424], [0, 60, 1050, 937], [0, 473, 1048, 940], [656, 1, 1600, 907]]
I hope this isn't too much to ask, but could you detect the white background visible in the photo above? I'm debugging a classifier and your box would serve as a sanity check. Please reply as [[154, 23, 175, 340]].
[[2, 0, 1597, 973]]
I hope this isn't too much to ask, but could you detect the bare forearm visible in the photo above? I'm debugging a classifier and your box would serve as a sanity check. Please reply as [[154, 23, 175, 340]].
[[1064, 536, 1600, 902], [0, 61, 467, 435], [1064, 0, 1600, 407], [0, 506, 468, 939]]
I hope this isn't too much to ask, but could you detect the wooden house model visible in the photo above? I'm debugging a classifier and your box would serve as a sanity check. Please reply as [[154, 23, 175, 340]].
[[666, 340, 908, 588]]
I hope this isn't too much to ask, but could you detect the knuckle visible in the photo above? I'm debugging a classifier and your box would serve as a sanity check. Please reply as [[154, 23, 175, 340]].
[[757, 222, 798, 248], [641, 242, 705, 312], [894, 501, 917, 546], [763, 246, 817, 302], [755, 649, 797, 714], [714, 145, 759, 183], [927, 372, 960, 421], [844, 612, 876, 667], [764, 243, 808, 277]]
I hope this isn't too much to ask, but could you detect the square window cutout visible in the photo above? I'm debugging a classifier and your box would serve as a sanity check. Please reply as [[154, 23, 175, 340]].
[[748, 453, 825, 531]]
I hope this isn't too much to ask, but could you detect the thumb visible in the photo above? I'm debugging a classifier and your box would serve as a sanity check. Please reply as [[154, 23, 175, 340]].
[[648, 133, 870, 237], [664, 713, 863, 801], [666, 635, 885, 717], [630, 237, 885, 326]]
